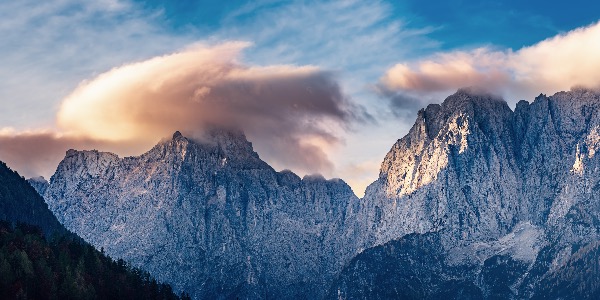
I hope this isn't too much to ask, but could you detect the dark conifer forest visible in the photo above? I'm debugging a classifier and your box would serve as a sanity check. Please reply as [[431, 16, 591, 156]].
[[0, 222, 190, 299], [0, 162, 189, 300]]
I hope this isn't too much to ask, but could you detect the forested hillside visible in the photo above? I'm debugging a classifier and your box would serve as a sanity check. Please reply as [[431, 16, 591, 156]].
[[0, 222, 190, 299]]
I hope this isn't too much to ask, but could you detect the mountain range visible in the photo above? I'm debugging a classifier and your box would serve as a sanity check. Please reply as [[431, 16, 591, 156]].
[[12, 87, 600, 299]]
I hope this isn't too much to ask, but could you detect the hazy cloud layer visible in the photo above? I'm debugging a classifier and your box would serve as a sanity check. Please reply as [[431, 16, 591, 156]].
[[0, 0, 437, 195], [0, 131, 147, 179], [378, 20, 600, 109], [1, 43, 363, 178]]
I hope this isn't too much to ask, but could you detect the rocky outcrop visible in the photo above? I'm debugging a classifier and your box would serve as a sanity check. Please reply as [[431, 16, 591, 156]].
[[44, 129, 364, 299], [359, 88, 600, 246], [43, 88, 600, 299], [334, 88, 600, 298], [359, 89, 522, 248]]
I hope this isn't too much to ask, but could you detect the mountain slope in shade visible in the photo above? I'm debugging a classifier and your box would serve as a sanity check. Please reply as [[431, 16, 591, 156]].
[[328, 232, 483, 300], [532, 240, 600, 300], [44, 130, 365, 299], [0, 162, 66, 237], [0, 222, 189, 300], [333, 88, 600, 299], [329, 232, 600, 300]]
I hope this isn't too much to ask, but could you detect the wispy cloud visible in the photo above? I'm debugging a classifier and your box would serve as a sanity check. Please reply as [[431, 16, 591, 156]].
[[217, 0, 437, 100], [378, 20, 600, 110], [212, 0, 440, 195], [0, 0, 190, 129]]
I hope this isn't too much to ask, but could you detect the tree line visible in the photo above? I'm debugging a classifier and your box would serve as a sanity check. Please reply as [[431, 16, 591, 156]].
[[0, 221, 191, 300]]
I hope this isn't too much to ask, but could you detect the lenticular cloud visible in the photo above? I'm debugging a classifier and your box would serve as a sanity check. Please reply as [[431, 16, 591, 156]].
[[1, 42, 361, 178], [379, 20, 600, 108]]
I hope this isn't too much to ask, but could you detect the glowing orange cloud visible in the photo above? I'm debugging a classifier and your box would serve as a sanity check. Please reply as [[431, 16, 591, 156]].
[[379, 20, 600, 106], [1, 42, 364, 179]]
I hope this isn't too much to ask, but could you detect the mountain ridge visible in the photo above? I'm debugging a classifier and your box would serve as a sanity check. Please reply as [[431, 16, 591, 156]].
[[334, 87, 600, 299], [0, 161, 67, 237], [43, 127, 364, 299], [39, 87, 600, 299], [0, 161, 189, 299]]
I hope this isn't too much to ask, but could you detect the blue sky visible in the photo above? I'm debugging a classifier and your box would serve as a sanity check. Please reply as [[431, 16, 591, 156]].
[[1, 0, 600, 196], [137, 0, 600, 50]]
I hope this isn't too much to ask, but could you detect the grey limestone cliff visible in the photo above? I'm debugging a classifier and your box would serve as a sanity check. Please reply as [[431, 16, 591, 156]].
[[43, 88, 600, 299], [44, 129, 364, 299], [335, 87, 600, 299]]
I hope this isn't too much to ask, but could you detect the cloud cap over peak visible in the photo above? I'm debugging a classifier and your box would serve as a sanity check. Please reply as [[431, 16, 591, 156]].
[[52, 42, 363, 175], [378, 20, 600, 111]]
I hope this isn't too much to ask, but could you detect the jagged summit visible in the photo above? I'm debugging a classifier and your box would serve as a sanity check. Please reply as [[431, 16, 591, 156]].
[[40, 88, 600, 299], [335, 87, 600, 298], [162, 129, 258, 161], [172, 130, 183, 140], [366, 86, 600, 244], [441, 88, 511, 117], [44, 128, 363, 299], [452, 87, 504, 101]]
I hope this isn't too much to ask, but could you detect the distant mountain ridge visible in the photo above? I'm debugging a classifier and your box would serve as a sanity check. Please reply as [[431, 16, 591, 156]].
[[43, 128, 365, 299], [40, 88, 600, 299], [27, 176, 49, 196]]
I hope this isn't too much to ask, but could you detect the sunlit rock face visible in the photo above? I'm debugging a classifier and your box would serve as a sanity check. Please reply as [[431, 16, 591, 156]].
[[359, 88, 600, 248], [44, 129, 365, 299], [336, 88, 600, 299], [359, 89, 523, 248]]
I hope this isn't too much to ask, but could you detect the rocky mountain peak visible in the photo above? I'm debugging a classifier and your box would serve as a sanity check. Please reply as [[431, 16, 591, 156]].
[[27, 176, 49, 196], [44, 127, 363, 299], [52, 149, 120, 184], [334, 88, 600, 298], [442, 89, 512, 122], [201, 128, 254, 154], [39, 88, 600, 299], [172, 130, 183, 140]]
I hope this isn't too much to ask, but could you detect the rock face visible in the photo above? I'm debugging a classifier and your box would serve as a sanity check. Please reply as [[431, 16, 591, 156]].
[[44, 129, 364, 299], [359, 90, 522, 248], [334, 88, 600, 298], [358, 88, 600, 248], [44, 88, 600, 299]]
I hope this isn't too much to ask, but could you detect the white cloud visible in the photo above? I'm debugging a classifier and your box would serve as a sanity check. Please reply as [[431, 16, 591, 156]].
[[2, 43, 364, 179], [379, 20, 600, 106], [0, 0, 190, 129], [0, 0, 439, 196], [215, 0, 440, 195], [218, 0, 437, 101]]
